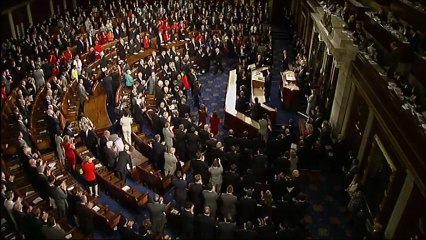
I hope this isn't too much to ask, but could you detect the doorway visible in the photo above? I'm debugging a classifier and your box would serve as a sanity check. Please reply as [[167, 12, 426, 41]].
[[363, 135, 396, 217]]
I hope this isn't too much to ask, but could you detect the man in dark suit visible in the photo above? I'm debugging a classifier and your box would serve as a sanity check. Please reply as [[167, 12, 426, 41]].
[[220, 185, 238, 220], [223, 129, 236, 153], [214, 47, 224, 74], [102, 73, 113, 104], [42, 216, 68, 240], [81, 124, 99, 157], [188, 174, 204, 214], [224, 146, 240, 171], [76, 36, 86, 55], [175, 124, 187, 161], [218, 214, 237, 240], [256, 216, 275, 240], [249, 97, 263, 121], [75, 195, 95, 237], [252, 149, 267, 182], [27, 208, 45, 240], [77, 79, 89, 115], [98, 130, 110, 164], [181, 202, 195, 239], [117, 217, 138, 240], [12, 202, 29, 238], [186, 127, 200, 161], [222, 164, 241, 194], [191, 152, 209, 183], [117, 38, 126, 60], [237, 190, 257, 225], [202, 183, 219, 220], [178, 99, 191, 118], [236, 221, 257, 240], [264, 68, 272, 102], [195, 206, 215, 240], [34, 164, 50, 201], [172, 170, 188, 211], [104, 141, 118, 170], [147, 194, 167, 234], [115, 145, 133, 182], [151, 134, 165, 171]]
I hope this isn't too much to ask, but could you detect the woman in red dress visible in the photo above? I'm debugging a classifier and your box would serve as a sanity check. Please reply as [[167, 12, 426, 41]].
[[143, 35, 151, 49], [180, 72, 190, 96], [209, 111, 220, 137], [81, 155, 99, 197], [198, 104, 208, 127], [63, 135, 76, 171]]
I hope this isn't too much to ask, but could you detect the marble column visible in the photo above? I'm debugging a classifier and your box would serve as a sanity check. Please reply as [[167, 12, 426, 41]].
[[329, 58, 353, 134], [27, 4, 33, 26], [385, 171, 414, 239], [8, 12, 16, 39], [357, 108, 374, 163], [340, 82, 355, 137], [49, 0, 55, 15]]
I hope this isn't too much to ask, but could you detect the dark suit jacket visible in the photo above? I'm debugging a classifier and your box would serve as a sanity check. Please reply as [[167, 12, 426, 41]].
[[104, 147, 118, 169], [222, 171, 241, 194], [41, 225, 67, 240], [151, 141, 165, 169], [238, 197, 257, 223], [27, 214, 44, 239], [147, 202, 167, 233], [181, 209, 195, 234], [75, 202, 94, 235], [218, 221, 237, 240], [172, 177, 187, 203], [236, 229, 257, 240], [195, 214, 215, 239], [250, 103, 263, 121], [115, 150, 132, 174], [191, 159, 208, 177], [220, 193, 238, 218], [81, 129, 98, 154], [186, 133, 200, 154], [188, 182, 203, 212], [13, 209, 29, 236], [34, 173, 50, 201]]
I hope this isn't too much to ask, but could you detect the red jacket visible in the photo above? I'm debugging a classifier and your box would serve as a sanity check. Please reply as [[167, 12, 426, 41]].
[[181, 74, 190, 90], [82, 161, 96, 181], [143, 37, 150, 49]]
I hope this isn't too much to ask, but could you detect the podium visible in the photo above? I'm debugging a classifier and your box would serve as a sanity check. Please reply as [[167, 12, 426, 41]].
[[280, 71, 301, 110]]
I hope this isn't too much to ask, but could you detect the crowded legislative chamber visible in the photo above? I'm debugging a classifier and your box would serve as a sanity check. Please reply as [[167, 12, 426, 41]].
[[1, 0, 426, 239]]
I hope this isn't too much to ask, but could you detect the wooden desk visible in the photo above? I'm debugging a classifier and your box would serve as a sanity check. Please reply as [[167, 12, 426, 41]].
[[158, 40, 187, 52], [251, 66, 277, 125], [280, 71, 301, 110], [75, 146, 149, 211], [131, 132, 173, 194], [224, 69, 260, 137], [84, 82, 112, 135]]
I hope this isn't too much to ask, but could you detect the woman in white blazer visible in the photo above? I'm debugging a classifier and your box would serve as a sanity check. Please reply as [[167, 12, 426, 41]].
[[120, 110, 133, 145]]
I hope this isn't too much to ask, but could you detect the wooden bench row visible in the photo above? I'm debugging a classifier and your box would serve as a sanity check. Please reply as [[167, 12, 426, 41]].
[[74, 146, 149, 211]]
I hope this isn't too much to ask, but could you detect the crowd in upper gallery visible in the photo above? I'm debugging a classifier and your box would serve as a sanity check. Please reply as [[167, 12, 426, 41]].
[[320, 0, 426, 115]]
